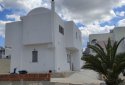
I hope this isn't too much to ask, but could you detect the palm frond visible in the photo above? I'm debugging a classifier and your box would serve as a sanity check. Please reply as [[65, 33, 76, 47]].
[[82, 37, 125, 85], [88, 45, 106, 62]]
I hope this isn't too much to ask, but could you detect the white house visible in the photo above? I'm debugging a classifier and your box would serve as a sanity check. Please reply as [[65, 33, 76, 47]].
[[81, 27, 125, 81], [88, 26, 125, 54], [5, 0, 82, 73]]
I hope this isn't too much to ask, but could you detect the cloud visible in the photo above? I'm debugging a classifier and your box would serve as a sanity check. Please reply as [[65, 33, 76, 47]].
[[0, 0, 124, 48], [0, 6, 3, 11], [0, 0, 43, 13], [119, 11, 125, 17], [117, 0, 125, 7], [0, 0, 124, 24], [101, 10, 116, 22], [55, 0, 120, 24], [80, 23, 114, 48], [6, 14, 20, 21], [118, 19, 125, 26], [0, 0, 123, 24], [116, 11, 125, 17]]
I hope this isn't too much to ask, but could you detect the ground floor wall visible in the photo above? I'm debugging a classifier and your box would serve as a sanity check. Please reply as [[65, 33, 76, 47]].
[[71, 51, 81, 71], [55, 46, 71, 72], [22, 45, 55, 73], [9, 43, 82, 73], [10, 44, 55, 73]]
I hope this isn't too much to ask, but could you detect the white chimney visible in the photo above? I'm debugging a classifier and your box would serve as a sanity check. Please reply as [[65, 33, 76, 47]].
[[51, 0, 55, 12], [50, 0, 55, 46]]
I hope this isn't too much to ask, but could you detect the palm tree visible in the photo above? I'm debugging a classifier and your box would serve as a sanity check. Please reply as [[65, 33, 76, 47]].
[[81, 37, 125, 85]]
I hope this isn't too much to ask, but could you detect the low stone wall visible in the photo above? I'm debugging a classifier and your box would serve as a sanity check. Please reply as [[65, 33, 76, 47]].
[[0, 59, 10, 74], [0, 73, 51, 81], [0, 81, 69, 85]]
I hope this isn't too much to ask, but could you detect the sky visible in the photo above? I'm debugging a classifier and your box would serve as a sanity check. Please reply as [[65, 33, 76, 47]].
[[0, 0, 125, 48]]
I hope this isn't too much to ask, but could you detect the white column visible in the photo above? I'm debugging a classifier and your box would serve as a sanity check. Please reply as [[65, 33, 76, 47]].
[[51, 0, 57, 72], [51, 0, 55, 12]]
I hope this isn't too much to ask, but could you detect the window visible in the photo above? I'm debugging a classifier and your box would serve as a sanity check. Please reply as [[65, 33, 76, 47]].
[[59, 25, 64, 35], [32, 49, 38, 62]]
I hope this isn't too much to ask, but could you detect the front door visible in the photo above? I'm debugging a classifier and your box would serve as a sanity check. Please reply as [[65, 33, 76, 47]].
[[67, 53, 73, 71]]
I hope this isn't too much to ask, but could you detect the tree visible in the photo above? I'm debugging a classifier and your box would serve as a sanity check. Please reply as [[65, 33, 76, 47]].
[[81, 37, 125, 85]]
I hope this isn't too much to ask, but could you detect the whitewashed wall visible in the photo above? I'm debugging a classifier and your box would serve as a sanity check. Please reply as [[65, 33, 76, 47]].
[[5, 21, 23, 72], [5, 7, 82, 73], [113, 27, 125, 53], [22, 11, 53, 45]]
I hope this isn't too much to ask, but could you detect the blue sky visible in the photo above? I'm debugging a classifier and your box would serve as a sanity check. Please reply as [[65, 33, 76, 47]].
[[0, 0, 125, 48]]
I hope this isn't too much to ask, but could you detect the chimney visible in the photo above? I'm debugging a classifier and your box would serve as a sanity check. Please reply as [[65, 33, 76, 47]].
[[51, 0, 55, 12]]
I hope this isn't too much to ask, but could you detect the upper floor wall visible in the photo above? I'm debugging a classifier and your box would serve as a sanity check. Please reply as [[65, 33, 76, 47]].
[[89, 33, 113, 43], [113, 27, 125, 41], [113, 27, 125, 53], [6, 7, 82, 50], [22, 9, 53, 45], [89, 33, 113, 54], [65, 21, 82, 51], [88, 27, 125, 54]]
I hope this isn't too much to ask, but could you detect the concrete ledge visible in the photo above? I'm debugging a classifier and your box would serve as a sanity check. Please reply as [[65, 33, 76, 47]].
[[0, 73, 51, 81], [51, 71, 75, 78], [0, 81, 69, 85]]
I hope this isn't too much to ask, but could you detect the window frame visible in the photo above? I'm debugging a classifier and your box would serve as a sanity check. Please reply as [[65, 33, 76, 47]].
[[59, 25, 64, 35], [32, 49, 38, 63]]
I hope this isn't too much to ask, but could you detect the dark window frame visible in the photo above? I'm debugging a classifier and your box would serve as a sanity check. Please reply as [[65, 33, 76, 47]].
[[32, 49, 38, 63], [59, 25, 64, 35]]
